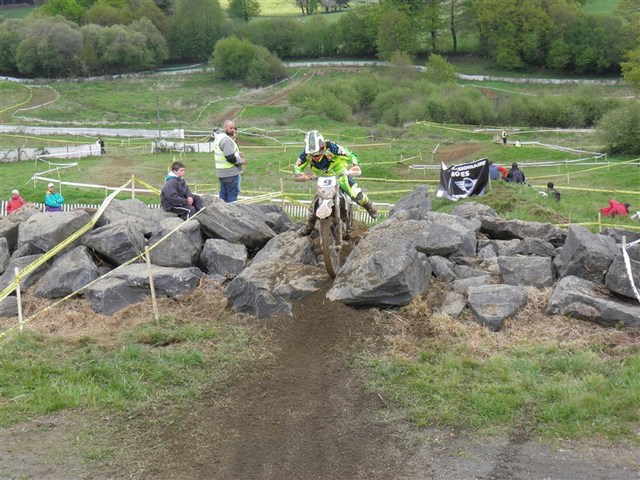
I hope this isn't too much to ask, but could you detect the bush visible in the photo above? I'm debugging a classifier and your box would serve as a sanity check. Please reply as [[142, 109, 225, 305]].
[[288, 84, 352, 122], [597, 103, 640, 155], [239, 18, 301, 58], [424, 54, 455, 84], [212, 36, 285, 87], [0, 18, 25, 75]]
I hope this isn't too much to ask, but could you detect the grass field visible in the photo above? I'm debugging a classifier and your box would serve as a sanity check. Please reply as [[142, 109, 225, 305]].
[[583, 0, 621, 15]]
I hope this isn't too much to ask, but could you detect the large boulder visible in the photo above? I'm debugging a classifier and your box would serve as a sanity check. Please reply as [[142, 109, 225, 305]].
[[452, 201, 498, 219], [86, 264, 203, 314], [82, 221, 146, 266], [467, 284, 528, 331], [599, 228, 640, 244], [196, 199, 275, 251], [506, 238, 556, 257], [0, 237, 9, 275], [147, 218, 203, 268], [200, 239, 247, 278], [96, 198, 174, 236], [548, 276, 640, 327], [0, 205, 41, 252], [33, 246, 99, 298], [326, 230, 431, 307], [373, 215, 476, 257], [498, 255, 555, 288], [604, 245, 640, 300], [17, 210, 91, 254], [226, 231, 324, 318], [239, 204, 293, 234], [0, 295, 18, 318], [480, 217, 564, 245], [388, 185, 431, 220], [0, 254, 49, 292], [553, 225, 617, 283]]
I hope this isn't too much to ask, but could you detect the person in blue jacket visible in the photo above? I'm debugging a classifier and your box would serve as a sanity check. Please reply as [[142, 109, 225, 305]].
[[44, 183, 64, 212], [160, 161, 203, 220]]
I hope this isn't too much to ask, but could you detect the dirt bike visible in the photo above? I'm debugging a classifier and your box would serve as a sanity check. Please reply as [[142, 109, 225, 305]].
[[301, 166, 361, 278]]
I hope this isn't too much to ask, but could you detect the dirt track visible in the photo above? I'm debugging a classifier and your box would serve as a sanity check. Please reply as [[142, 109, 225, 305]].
[[2, 284, 638, 480]]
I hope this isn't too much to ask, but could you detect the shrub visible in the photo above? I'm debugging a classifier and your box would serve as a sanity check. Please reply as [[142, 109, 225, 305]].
[[239, 18, 302, 58], [212, 37, 285, 87], [597, 102, 640, 155]]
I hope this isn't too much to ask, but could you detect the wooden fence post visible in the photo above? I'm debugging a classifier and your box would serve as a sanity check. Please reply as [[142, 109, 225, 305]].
[[145, 247, 160, 323], [15, 268, 24, 331]]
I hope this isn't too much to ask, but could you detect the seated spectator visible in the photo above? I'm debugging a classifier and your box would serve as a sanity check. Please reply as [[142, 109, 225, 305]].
[[6, 189, 26, 214], [600, 200, 630, 217], [488, 161, 507, 181], [505, 163, 526, 183], [547, 182, 561, 202], [44, 183, 64, 212], [160, 161, 203, 220]]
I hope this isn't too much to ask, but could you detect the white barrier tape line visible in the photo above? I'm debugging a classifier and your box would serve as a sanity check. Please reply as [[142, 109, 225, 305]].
[[627, 239, 640, 247], [31, 176, 155, 194], [621, 245, 640, 304]]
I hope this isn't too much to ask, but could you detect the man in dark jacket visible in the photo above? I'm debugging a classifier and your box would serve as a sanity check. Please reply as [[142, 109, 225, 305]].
[[505, 162, 526, 183], [160, 161, 203, 220]]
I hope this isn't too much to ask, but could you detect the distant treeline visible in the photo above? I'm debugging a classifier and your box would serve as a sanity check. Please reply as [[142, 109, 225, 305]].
[[0, 0, 638, 79]]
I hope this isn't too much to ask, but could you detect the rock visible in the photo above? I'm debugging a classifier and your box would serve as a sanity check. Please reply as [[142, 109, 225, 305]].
[[599, 228, 640, 244], [480, 216, 564, 245], [326, 230, 431, 307], [506, 238, 556, 257], [428, 256, 456, 282], [0, 205, 41, 252], [0, 254, 50, 292], [17, 210, 91, 255], [452, 201, 498, 219], [0, 295, 18, 318], [226, 231, 324, 318], [467, 284, 528, 331], [442, 291, 466, 318], [451, 275, 492, 292], [196, 199, 275, 251], [548, 276, 640, 327], [478, 239, 521, 257], [0, 238, 9, 275], [388, 185, 431, 220], [96, 198, 174, 236], [498, 256, 555, 288], [82, 221, 146, 266], [86, 264, 203, 314], [453, 264, 490, 280], [33, 246, 99, 298], [200, 239, 247, 278], [553, 225, 617, 283], [604, 249, 640, 300], [239, 204, 293, 234], [147, 218, 203, 268]]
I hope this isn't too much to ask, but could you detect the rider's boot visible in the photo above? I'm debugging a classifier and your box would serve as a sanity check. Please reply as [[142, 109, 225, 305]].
[[362, 201, 379, 219], [297, 211, 317, 236]]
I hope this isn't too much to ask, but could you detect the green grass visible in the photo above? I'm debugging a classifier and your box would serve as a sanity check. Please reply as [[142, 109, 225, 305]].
[[0, 314, 254, 427], [582, 0, 621, 15], [368, 340, 640, 441], [0, 6, 34, 18]]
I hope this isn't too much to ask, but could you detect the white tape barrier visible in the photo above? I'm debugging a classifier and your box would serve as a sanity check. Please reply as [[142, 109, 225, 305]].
[[622, 238, 640, 304]]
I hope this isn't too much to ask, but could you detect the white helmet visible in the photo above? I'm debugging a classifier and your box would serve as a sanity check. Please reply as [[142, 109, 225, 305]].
[[304, 130, 325, 156]]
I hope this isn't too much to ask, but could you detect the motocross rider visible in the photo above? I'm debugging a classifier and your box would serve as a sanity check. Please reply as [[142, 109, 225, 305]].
[[293, 130, 378, 236]]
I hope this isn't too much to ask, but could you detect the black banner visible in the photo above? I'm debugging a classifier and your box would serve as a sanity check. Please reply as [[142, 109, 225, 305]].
[[437, 157, 490, 200]]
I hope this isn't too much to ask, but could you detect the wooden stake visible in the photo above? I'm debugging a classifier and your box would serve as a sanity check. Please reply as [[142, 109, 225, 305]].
[[15, 268, 24, 331], [131, 174, 136, 199], [145, 247, 160, 323], [598, 212, 602, 232]]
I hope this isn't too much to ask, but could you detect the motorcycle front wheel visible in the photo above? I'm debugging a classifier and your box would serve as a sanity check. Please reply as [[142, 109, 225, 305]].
[[320, 218, 341, 278]]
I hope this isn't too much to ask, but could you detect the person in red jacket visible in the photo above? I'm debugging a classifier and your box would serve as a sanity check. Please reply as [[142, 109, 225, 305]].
[[6, 189, 26, 214], [600, 200, 630, 217]]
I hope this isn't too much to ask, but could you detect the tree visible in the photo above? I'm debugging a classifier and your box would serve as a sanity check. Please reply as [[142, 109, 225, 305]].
[[212, 36, 285, 87], [597, 102, 640, 154], [169, 0, 226, 61], [0, 18, 25, 75], [622, 48, 640, 94], [35, 0, 84, 23], [296, 0, 318, 15], [376, 8, 418, 61], [15, 17, 84, 77], [239, 18, 302, 58], [228, 0, 260, 22], [336, 5, 381, 57], [424, 53, 455, 83]]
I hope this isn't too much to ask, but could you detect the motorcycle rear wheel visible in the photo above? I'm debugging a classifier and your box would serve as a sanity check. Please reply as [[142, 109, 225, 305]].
[[320, 218, 341, 278]]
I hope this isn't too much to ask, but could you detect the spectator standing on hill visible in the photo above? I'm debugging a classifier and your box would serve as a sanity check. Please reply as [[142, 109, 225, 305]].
[[44, 183, 64, 212], [505, 163, 526, 184], [160, 161, 203, 220], [98, 137, 105, 154], [501, 130, 508, 146], [547, 182, 561, 202], [213, 119, 246, 203], [6, 189, 26, 214]]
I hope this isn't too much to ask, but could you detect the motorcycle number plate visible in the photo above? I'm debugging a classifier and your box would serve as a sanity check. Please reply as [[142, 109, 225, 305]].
[[317, 176, 337, 188]]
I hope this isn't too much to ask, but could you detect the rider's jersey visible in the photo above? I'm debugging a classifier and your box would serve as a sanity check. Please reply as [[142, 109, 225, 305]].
[[293, 140, 359, 176]]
